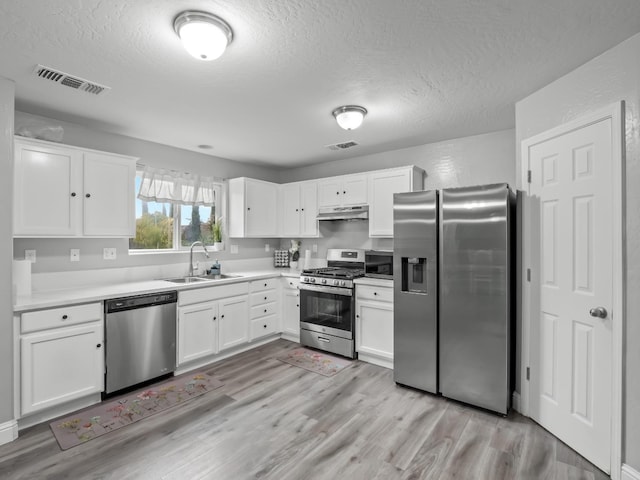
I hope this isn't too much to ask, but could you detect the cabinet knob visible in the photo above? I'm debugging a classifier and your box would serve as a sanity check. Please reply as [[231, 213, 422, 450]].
[[213, 316, 217, 321], [296, 304, 299, 307], [343, 191, 346, 194], [96, 343, 102, 348], [264, 309, 267, 313], [247, 207, 251, 211], [374, 292, 377, 296], [301, 208, 304, 211], [295, 208, 299, 212], [264, 283, 267, 287], [263, 324, 267, 329], [85, 193, 91, 198], [336, 191, 340, 195], [62, 314, 68, 320], [264, 296, 267, 300], [70, 192, 76, 197], [221, 314, 225, 318], [356, 314, 359, 318]]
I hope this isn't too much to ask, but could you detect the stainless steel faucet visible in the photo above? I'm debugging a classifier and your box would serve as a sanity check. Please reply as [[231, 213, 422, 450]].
[[189, 241, 210, 276]]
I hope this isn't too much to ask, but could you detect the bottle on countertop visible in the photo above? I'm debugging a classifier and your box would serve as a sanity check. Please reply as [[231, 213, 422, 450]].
[[209, 259, 221, 276]]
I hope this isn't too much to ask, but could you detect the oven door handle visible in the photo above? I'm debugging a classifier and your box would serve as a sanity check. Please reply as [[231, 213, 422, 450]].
[[299, 283, 353, 296]]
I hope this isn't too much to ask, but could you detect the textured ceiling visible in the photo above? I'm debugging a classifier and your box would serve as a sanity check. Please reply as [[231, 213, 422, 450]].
[[1, 0, 639, 167]]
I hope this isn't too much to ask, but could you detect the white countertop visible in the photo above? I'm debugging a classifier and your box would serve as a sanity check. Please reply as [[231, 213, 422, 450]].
[[354, 276, 394, 287], [14, 268, 303, 312]]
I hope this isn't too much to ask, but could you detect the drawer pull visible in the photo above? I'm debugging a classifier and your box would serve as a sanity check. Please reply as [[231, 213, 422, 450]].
[[318, 336, 330, 343], [62, 314, 68, 320]]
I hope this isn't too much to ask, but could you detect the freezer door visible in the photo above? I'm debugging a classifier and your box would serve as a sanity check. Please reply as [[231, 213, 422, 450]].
[[439, 184, 512, 414], [393, 190, 438, 393]]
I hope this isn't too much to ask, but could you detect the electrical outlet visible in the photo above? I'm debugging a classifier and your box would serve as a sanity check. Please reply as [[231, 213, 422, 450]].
[[265, 244, 270, 252], [312, 244, 318, 253], [25, 250, 36, 263], [70, 249, 80, 262], [230, 244, 239, 254], [103, 248, 117, 260]]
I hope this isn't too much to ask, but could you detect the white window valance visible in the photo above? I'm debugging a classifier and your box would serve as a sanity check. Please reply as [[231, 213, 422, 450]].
[[136, 165, 223, 206]]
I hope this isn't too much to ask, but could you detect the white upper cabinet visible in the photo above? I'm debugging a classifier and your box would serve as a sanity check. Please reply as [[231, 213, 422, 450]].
[[280, 181, 318, 237], [317, 173, 367, 208], [14, 137, 136, 237], [228, 177, 278, 238], [368, 166, 424, 237]]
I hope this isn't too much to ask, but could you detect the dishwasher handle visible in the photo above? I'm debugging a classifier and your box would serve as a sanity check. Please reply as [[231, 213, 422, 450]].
[[105, 291, 178, 313]]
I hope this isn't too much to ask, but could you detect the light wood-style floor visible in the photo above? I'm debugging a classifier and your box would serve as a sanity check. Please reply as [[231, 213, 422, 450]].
[[0, 339, 608, 480]]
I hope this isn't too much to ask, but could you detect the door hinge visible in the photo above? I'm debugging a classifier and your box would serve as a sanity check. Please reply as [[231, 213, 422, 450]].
[[527, 170, 532, 183], [526, 268, 531, 282], [526, 367, 530, 381]]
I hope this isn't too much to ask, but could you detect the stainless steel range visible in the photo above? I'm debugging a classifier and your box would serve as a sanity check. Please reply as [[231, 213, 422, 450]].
[[299, 248, 364, 358]]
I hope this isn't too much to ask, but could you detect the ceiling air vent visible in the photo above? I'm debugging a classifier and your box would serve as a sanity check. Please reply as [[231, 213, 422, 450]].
[[33, 64, 111, 96], [325, 140, 359, 151]]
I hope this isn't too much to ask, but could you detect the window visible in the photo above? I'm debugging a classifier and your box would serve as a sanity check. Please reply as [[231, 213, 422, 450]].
[[129, 168, 223, 251]]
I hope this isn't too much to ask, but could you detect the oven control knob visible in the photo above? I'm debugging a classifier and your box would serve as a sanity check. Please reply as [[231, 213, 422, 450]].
[[321, 279, 327, 284], [303, 277, 309, 282], [333, 280, 339, 286], [310, 278, 316, 283], [340, 280, 346, 286]]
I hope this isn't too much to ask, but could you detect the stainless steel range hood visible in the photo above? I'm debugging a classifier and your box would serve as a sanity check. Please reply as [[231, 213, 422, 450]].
[[317, 205, 369, 221]]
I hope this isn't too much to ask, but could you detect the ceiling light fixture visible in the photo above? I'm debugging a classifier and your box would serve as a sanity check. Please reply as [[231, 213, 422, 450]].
[[173, 11, 233, 61], [332, 105, 367, 130]]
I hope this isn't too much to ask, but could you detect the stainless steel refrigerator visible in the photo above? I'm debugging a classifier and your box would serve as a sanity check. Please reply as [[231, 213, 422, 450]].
[[393, 183, 515, 414]]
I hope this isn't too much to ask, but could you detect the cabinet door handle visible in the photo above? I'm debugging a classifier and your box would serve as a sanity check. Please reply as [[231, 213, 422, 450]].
[[96, 343, 102, 348], [62, 314, 68, 320], [85, 193, 91, 198], [70, 192, 76, 197]]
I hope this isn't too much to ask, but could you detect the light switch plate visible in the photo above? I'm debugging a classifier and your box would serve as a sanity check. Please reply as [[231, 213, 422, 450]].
[[103, 248, 117, 260], [70, 249, 80, 262], [230, 244, 239, 254], [265, 244, 270, 252], [25, 250, 36, 263]]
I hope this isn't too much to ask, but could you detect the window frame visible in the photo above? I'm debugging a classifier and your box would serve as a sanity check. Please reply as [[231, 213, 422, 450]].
[[129, 170, 226, 254]]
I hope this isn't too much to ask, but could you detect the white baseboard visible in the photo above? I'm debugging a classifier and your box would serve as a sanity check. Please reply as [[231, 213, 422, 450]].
[[0, 419, 18, 445], [622, 464, 640, 480], [512, 391, 521, 413]]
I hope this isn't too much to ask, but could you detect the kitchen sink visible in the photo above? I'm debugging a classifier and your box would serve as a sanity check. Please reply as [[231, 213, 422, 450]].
[[164, 274, 242, 284], [164, 276, 208, 284], [196, 273, 242, 280]]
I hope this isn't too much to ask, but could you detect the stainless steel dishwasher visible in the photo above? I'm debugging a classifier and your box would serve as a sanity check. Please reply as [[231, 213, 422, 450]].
[[104, 291, 178, 394]]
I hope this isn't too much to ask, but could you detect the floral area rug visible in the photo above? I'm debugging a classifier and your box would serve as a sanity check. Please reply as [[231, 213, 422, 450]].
[[50, 371, 223, 450], [277, 347, 353, 377]]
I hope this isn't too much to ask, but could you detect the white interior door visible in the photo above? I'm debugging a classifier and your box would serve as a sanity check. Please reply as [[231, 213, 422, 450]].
[[526, 117, 614, 472]]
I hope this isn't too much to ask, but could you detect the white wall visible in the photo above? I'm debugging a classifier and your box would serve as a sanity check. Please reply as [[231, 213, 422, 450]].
[[516, 32, 640, 471], [13, 111, 286, 275], [0, 77, 15, 424], [282, 129, 516, 188]]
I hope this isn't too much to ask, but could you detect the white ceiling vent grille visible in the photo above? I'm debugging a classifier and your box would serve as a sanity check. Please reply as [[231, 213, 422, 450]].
[[33, 65, 110, 96], [325, 140, 359, 151]]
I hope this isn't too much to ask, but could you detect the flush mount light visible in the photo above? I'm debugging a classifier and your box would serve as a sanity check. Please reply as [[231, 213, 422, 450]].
[[173, 11, 233, 61], [332, 105, 367, 130]]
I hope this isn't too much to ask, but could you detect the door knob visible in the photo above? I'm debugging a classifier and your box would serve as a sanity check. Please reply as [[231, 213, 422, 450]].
[[589, 307, 608, 319]]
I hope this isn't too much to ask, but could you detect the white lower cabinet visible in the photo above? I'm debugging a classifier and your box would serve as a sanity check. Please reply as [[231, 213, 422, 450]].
[[218, 295, 250, 351], [281, 277, 300, 341], [355, 283, 394, 369], [178, 301, 219, 364], [20, 302, 104, 415], [249, 279, 280, 341]]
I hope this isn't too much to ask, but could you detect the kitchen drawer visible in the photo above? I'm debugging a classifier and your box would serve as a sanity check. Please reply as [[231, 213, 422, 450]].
[[250, 302, 278, 319], [356, 284, 393, 303], [250, 278, 278, 293], [179, 282, 249, 306], [250, 290, 278, 306], [250, 315, 278, 340], [21, 302, 102, 333], [283, 277, 300, 290]]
